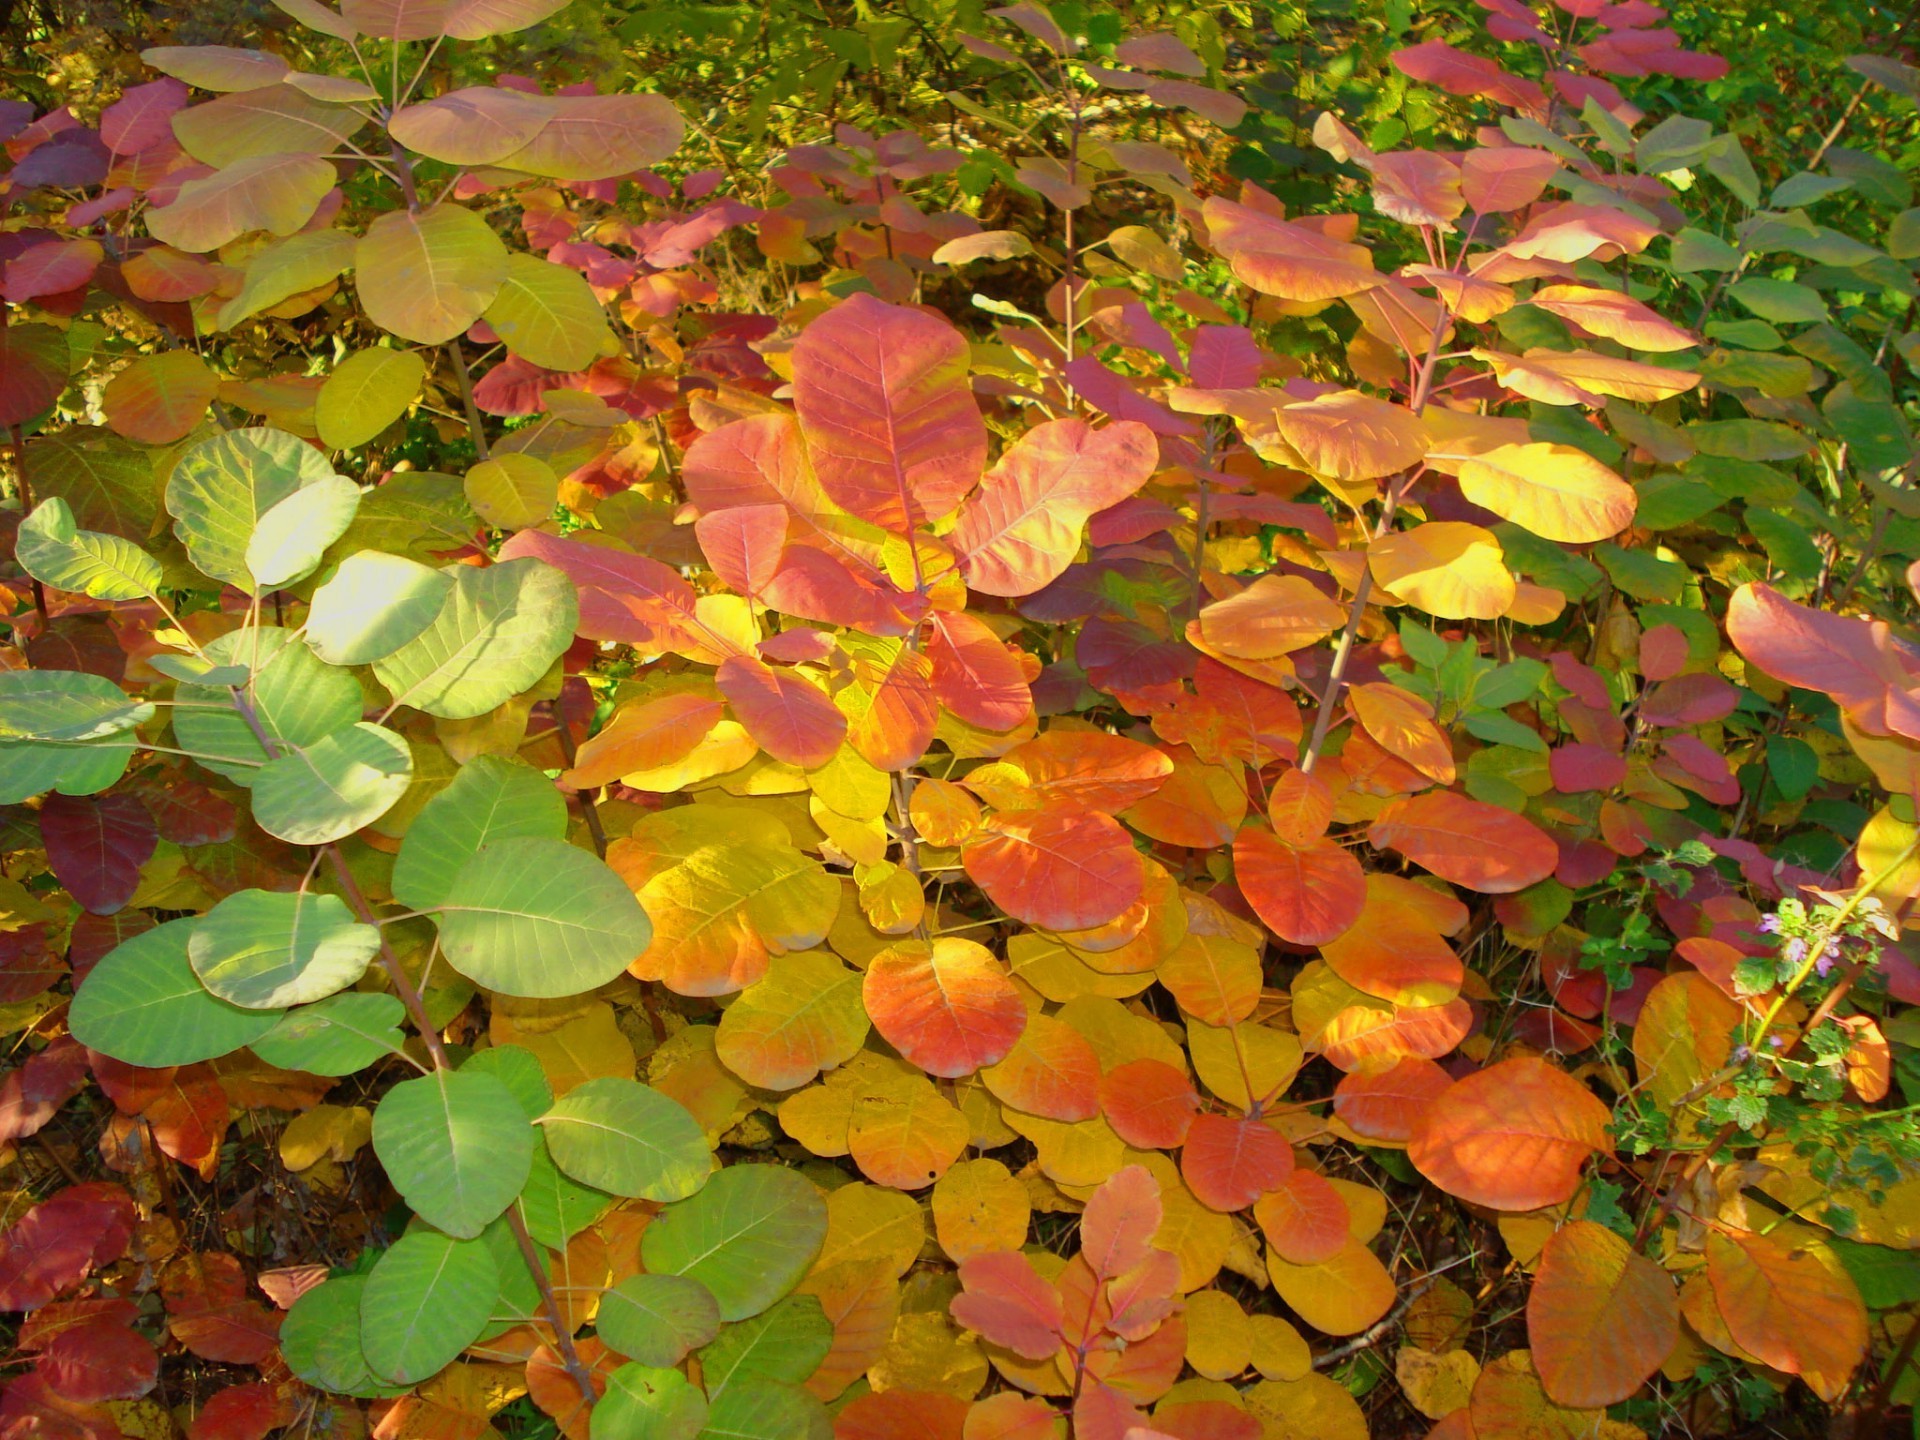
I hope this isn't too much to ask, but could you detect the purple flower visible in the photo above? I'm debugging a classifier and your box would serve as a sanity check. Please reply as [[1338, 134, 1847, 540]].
[[1758, 914, 1782, 934], [1784, 937, 1808, 966]]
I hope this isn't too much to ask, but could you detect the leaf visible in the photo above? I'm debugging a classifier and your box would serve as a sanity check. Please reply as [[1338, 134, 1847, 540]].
[[1253, 1170, 1350, 1266], [563, 691, 724, 790], [372, 558, 577, 719], [0, 669, 152, 742], [1266, 1239, 1396, 1339], [0, 324, 69, 427], [102, 352, 219, 445], [1181, 1112, 1294, 1211], [371, 1068, 535, 1238], [590, 1364, 706, 1440], [1368, 522, 1516, 620], [1705, 1230, 1867, 1403], [434, 836, 650, 998], [1408, 1058, 1612, 1211], [961, 809, 1145, 932], [1083, 1164, 1161, 1277], [393, 754, 566, 910], [1455, 443, 1637, 543], [306, 551, 455, 666], [277, 1276, 404, 1398], [315, 348, 427, 450], [1195, 574, 1348, 659], [354, 204, 508, 344], [69, 919, 283, 1066], [537, 1077, 710, 1201], [465, 452, 558, 531], [1526, 1220, 1677, 1407], [698, 1293, 832, 1394], [251, 992, 409, 1075], [1367, 791, 1558, 893], [862, 938, 1026, 1079], [715, 655, 847, 767], [40, 791, 156, 914], [360, 1230, 499, 1385], [980, 1012, 1101, 1121], [1526, 284, 1696, 351], [216, 229, 356, 328], [1201, 197, 1381, 302], [950, 1251, 1062, 1359], [597, 1274, 722, 1368], [187, 889, 378, 1009], [145, 153, 337, 252], [389, 86, 556, 165], [698, 1381, 829, 1440], [950, 417, 1158, 596], [1234, 826, 1364, 947], [251, 721, 414, 844], [790, 292, 988, 532], [172, 627, 362, 787], [484, 253, 612, 371], [142, 44, 289, 89], [1100, 1058, 1198, 1149], [1273, 390, 1427, 481], [247, 475, 361, 589], [641, 1163, 827, 1320], [494, 93, 684, 180], [714, 950, 869, 1091], [167, 427, 343, 591]]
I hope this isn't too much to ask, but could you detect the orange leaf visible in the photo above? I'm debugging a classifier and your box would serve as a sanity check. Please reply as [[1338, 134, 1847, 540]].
[[1253, 1170, 1350, 1265], [1705, 1229, 1867, 1403], [1233, 826, 1365, 948], [561, 690, 722, 790], [1347, 682, 1453, 783], [981, 1012, 1101, 1121], [951, 1250, 1064, 1359], [1526, 1220, 1677, 1407], [1180, 1112, 1293, 1212], [1099, 1059, 1198, 1149], [1195, 574, 1347, 660], [1368, 790, 1558, 893], [715, 653, 846, 767], [962, 809, 1145, 932], [1407, 1058, 1611, 1211], [863, 938, 1026, 1078]]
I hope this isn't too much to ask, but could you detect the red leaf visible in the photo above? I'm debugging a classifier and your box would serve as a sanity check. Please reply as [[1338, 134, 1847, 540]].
[[39, 793, 157, 915], [0, 1183, 136, 1310], [961, 808, 1145, 932], [694, 502, 787, 596], [1179, 1112, 1293, 1212], [37, 1321, 158, 1403], [0, 1037, 91, 1142], [1252, 1170, 1350, 1265], [791, 292, 987, 532], [0, 1373, 119, 1440], [499, 528, 736, 662], [164, 1253, 281, 1365], [997, 731, 1173, 814], [716, 653, 847, 767], [1331, 1057, 1452, 1144], [950, 1250, 1064, 1359], [832, 1391, 969, 1440], [189, 1384, 289, 1440], [1392, 40, 1546, 110]]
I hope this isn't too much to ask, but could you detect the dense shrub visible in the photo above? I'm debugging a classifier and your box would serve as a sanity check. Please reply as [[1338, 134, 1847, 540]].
[[3, 2, 1920, 1439]]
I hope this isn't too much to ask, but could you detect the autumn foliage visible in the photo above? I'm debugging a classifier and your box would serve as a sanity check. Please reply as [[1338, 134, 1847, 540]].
[[4, 1, 1920, 1438]]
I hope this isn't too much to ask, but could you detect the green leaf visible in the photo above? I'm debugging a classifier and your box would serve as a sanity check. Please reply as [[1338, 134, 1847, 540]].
[[464, 453, 558, 531], [247, 474, 363, 589], [698, 1295, 831, 1397], [0, 736, 134, 806], [69, 917, 284, 1066], [16, 497, 162, 601], [361, 1230, 500, 1385], [316, 347, 429, 451], [696, 1380, 830, 1440], [596, 1274, 722, 1368], [1767, 736, 1820, 801], [537, 1077, 710, 1201], [393, 755, 567, 911], [484, 253, 614, 372], [187, 888, 380, 1008], [25, 426, 156, 541], [252, 721, 415, 844], [355, 204, 509, 345], [281, 1276, 408, 1398], [371, 1068, 536, 1238], [518, 1133, 614, 1249], [640, 1164, 825, 1321], [372, 558, 577, 720], [1728, 277, 1829, 325], [434, 837, 650, 998], [0, 669, 152, 742], [216, 229, 357, 330], [166, 426, 343, 590], [173, 627, 362, 786], [306, 551, 455, 666], [149, 654, 251, 686], [252, 992, 410, 1075], [590, 1365, 707, 1440], [463, 1043, 554, 1121]]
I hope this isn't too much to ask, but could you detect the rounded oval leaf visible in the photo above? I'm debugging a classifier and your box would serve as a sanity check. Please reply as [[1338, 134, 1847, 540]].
[[188, 888, 379, 1009], [361, 1230, 500, 1385], [371, 1068, 535, 1238], [537, 1077, 710, 1201], [69, 918, 284, 1066], [640, 1163, 827, 1321]]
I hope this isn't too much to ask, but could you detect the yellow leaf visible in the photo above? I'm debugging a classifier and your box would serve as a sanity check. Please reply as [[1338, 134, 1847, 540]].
[[493, 1000, 635, 1096], [817, 1183, 926, 1279], [1398, 1345, 1482, 1419], [1369, 521, 1516, 619], [1184, 1290, 1252, 1380], [932, 1158, 1030, 1262], [1245, 1374, 1369, 1440], [1455, 442, 1636, 544], [714, 949, 869, 1091], [868, 1310, 989, 1398], [278, 1103, 372, 1171], [1248, 1314, 1313, 1381], [849, 1068, 970, 1190]]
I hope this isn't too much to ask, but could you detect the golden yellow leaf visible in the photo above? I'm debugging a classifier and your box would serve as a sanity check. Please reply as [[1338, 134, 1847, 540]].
[[1184, 1289, 1252, 1380], [817, 1182, 927, 1279], [868, 1311, 989, 1398], [1454, 442, 1636, 544], [279, 1103, 372, 1172], [932, 1158, 1030, 1261], [1369, 522, 1516, 620]]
